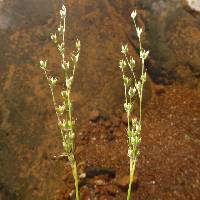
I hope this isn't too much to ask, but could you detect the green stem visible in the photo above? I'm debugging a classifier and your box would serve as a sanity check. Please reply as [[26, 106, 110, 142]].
[[127, 158, 136, 200], [44, 70, 60, 122], [72, 160, 79, 200], [139, 92, 142, 123]]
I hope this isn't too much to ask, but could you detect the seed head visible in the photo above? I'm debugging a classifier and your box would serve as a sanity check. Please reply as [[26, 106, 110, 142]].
[[60, 5, 66, 19], [58, 24, 64, 35], [48, 77, 57, 87], [124, 102, 133, 114], [129, 57, 135, 71], [128, 87, 136, 98], [141, 72, 147, 83], [50, 33, 57, 43], [123, 75, 131, 87], [136, 27, 142, 38], [40, 60, 47, 70], [61, 90, 68, 99], [121, 44, 128, 54], [66, 76, 73, 89], [140, 49, 149, 60], [119, 59, 126, 69], [56, 105, 65, 115], [76, 39, 81, 51], [131, 10, 137, 20]]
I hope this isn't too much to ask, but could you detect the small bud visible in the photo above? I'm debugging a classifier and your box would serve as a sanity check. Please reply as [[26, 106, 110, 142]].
[[129, 57, 135, 71], [135, 121, 141, 133], [66, 76, 73, 88], [135, 81, 141, 92], [61, 90, 68, 99], [141, 72, 147, 83], [128, 147, 132, 158], [136, 27, 142, 38], [140, 50, 149, 60], [130, 136, 135, 144], [124, 102, 133, 114], [48, 77, 57, 87], [56, 105, 65, 115], [58, 43, 65, 54], [121, 44, 128, 54], [61, 61, 69, 70], [132, 117, 137, 125], [128, 87, 136, 98], [119, 59, 126, 69], [58, 119, 67, 129], [40, 60, 47, 70], [50, 33, 57, 43], [123, 75, 131, 87], [68, 131, 75, 140], [60, 5, 66, 19], [75, 53, 80, 63], [131, 10, 137, 20], [58, 24, 64, 34], [76, 39, 81, 51]]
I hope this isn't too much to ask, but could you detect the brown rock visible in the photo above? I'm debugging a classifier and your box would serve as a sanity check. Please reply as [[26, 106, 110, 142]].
[[116, 175, 138, 190], [94, 179, 106, 186], [105, 184, 119, 196], [88, 110, 100, 122]]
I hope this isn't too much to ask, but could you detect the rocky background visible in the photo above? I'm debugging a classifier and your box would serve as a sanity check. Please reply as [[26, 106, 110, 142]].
[[0, 0, 200, 199]]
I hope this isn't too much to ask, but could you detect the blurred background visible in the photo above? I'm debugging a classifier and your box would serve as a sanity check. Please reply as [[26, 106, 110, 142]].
[[0, 0, 200, 199]]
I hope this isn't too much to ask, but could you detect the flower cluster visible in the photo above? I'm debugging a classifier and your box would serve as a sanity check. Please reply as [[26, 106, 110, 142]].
[[39, 3, 80, 200], [119, 10, 149, 200]]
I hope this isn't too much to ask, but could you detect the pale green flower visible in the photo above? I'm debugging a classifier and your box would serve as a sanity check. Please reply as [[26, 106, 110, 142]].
[[39, 60, 47, 70], [48, 77, 57, 87], [136, 27, 142, 38], [119, 59, 126, 69], [131, 10, 137, 20], [121, 44, 128, 54]]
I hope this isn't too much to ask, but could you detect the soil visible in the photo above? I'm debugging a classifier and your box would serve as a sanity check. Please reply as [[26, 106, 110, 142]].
[[58, 84, 200, 200]]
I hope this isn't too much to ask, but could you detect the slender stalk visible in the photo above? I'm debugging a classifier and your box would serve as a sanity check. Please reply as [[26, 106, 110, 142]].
[[44, 70, 60, 122], [127, 158, 136, 200], [72, 160, 79, 200], [119, 10, 149, 200], [39, 3, 81, 199]]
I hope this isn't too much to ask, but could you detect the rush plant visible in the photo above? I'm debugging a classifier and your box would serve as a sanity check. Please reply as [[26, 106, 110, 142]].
[[118, 10, 149, 200], [39, 3, 80, 200]]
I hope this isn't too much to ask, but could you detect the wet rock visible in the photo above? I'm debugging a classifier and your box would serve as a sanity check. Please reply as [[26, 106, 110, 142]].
[[88, 110, 100, 122], [116, 175, 138, 190], [85, 167, 116, 179]]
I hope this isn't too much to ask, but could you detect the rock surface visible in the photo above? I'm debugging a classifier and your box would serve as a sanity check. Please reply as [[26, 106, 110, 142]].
[[142, 0, 200, 85], [0, 0, 200, 199]]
